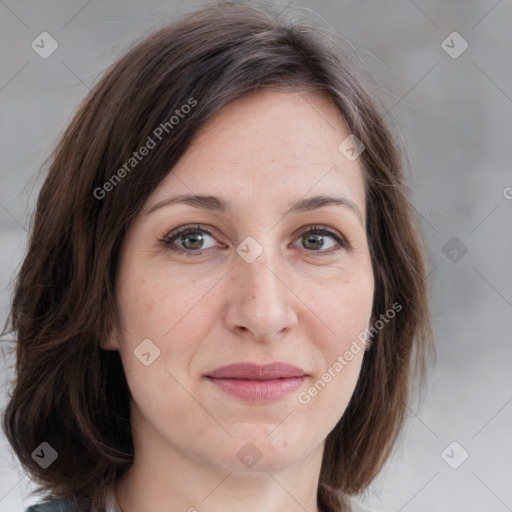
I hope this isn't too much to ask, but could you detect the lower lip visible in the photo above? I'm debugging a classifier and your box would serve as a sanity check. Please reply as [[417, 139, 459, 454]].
[[207, 376, 306, 403]]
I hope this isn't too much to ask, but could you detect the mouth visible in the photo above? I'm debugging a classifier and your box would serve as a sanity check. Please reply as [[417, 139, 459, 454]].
[[206, 362, 308, 403]]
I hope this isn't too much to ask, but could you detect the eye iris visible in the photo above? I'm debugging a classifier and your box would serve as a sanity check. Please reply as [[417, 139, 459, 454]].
[[303, 233, 324, 250], [181, 232, 203, 250]]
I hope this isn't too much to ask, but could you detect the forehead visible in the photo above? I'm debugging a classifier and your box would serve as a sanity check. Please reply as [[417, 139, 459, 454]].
[[147, 89, 366, 218]]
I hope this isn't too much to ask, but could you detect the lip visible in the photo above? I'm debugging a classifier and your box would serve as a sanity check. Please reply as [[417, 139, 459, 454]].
[[208, 362, 307, 380], [206, 362, 308, 403]]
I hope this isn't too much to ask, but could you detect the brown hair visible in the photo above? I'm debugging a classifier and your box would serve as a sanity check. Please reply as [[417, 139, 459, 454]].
[[1, 2, 434, 511]]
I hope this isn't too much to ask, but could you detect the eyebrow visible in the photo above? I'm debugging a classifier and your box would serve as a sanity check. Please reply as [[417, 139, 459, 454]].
[[146, 193, 363, 225]]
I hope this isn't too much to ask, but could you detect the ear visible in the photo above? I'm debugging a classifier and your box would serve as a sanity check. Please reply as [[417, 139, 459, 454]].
[[101, 327, 120, 351], [363, 338, 373, 352], [362, 316, 374, 352]]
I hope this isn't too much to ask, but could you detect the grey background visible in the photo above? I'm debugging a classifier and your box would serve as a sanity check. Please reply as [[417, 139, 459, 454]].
[[1, 1, 511, 511]]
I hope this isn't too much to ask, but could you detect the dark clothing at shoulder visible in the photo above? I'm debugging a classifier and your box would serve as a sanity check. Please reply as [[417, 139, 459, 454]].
[[25, 496, 85, 512]]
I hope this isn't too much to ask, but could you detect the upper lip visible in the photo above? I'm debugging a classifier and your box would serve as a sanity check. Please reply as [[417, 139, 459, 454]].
[[207, 362, 307, 380]]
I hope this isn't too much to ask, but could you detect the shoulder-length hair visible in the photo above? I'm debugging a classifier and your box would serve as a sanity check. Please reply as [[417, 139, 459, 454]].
[[2, 2, 434, 511]]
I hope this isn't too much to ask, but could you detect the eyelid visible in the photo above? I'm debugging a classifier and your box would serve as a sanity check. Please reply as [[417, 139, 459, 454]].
[[162, 224, 220, 243]]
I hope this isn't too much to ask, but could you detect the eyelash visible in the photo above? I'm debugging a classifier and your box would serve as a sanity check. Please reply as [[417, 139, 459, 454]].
[[160, 224, 351, 257]]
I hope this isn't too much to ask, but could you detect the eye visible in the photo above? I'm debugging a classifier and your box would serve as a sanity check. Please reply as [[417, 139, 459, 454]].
[[293, 225, 349, 254], [161, 223, 350, 258], [161, 224, 221, 257]]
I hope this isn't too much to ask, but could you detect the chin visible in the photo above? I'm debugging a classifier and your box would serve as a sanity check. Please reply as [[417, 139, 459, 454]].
[[206, 426, 318, 473]]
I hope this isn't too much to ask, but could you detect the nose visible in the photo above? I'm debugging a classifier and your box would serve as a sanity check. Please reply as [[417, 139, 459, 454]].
[[223, 245, 299, 341]]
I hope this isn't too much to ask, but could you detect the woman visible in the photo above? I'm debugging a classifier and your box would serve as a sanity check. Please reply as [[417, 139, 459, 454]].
[[2, 2, 434, 511]]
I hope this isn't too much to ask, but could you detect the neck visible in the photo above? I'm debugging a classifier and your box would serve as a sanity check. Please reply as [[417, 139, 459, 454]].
[[115, 407, 324, 512]]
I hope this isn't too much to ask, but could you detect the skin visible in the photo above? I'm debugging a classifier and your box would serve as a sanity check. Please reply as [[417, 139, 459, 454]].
[[105, 89, 375, 512]]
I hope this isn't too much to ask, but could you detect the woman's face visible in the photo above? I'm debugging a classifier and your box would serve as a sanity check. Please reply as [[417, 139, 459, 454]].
[[109, 89, 374, 473]]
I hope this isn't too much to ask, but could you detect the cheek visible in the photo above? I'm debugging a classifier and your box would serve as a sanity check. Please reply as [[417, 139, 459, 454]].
[[116, 258, 200, 339], [114, 262, 214, 388], [309, 268, 374, 346], [299, 270, 372, 413]]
